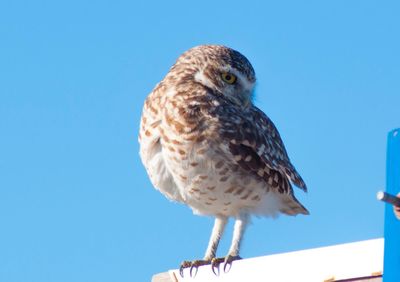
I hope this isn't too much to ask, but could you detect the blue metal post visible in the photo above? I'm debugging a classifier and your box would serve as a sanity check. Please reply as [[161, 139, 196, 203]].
[[383, 128, 400, 282]]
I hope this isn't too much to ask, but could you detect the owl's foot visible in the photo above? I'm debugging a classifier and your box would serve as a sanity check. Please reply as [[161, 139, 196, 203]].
[[211, 255, 242, 275], [179, 259, 212, 277], [224, 254, 242, 273]]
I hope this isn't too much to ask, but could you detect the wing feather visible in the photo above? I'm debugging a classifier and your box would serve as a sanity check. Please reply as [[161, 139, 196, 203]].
[[212, 101, 307, 192]]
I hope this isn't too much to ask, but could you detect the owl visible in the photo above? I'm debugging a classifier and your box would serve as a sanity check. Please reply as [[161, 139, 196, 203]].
[[139, 45, 308, 276]]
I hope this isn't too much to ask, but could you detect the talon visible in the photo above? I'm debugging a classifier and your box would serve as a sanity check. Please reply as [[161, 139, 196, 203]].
[[211, 257, 224, 276], [211, 265, 219, 276], [190, 263, 199, 277], [223, 261, 231, 273], [179, 261, 191, 277], [180, 259, 212, 277], [223, 255, 242, 273]]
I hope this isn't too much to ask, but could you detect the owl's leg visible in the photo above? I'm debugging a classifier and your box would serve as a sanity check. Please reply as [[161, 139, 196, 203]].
[[204, 216, 228, 260], [211, 213, 248, 274], [179, 216, 228, 277], [227, 212, 248, 258]]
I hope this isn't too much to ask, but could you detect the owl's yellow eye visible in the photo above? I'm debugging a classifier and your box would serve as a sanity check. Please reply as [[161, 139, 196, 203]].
[[221, 73, 237, 84]]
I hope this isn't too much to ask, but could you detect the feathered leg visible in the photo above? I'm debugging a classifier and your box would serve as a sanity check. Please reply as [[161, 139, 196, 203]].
[[227, 213, 248, 258], [204, 216, 228, 260], [212, 213, 249, 274]]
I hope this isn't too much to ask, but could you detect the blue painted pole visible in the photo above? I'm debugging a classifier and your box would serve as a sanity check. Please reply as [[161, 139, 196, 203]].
[[383, 129, 400, 282]]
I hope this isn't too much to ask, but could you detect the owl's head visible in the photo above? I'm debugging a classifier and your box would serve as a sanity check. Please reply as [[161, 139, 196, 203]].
[[170, 45, 256, 107]]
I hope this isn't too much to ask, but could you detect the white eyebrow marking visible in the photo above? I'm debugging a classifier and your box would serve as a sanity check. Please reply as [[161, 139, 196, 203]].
[[194, 70, 215, 89]]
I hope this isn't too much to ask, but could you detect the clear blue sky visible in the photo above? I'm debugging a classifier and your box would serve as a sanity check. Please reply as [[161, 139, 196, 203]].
[[1, 1, 399, 281]]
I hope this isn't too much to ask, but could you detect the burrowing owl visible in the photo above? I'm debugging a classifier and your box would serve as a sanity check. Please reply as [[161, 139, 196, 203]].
[[139, 45, 308, 275]]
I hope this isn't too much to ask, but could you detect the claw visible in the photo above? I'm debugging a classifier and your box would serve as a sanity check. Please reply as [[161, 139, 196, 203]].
[[211, 257, 224, 276], [189, 263, 199, 277], [179, 261, 191, 277], [211, 265, 219, 276], [223, 255, 242, 273], [179, 259, 212, 277]]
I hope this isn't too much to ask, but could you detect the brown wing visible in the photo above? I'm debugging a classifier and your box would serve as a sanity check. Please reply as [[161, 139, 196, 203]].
[[213, 102, 307, 193]]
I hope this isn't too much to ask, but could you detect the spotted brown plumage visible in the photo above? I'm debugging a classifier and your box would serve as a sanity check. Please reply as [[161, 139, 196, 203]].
[[139, 45, 308, 275]]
